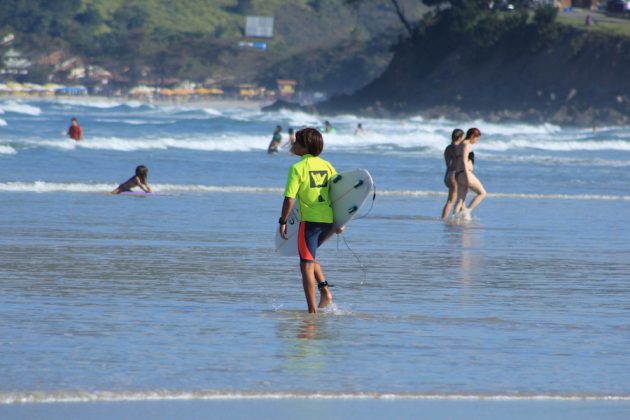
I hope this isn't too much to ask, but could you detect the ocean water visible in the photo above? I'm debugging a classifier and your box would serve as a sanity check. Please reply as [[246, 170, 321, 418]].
[[0, 99, 629, 412]]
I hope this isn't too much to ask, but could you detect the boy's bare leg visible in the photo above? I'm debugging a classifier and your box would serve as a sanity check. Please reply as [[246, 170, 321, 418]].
[[300, 261, 318, 313], [314, 262, 333, 308]]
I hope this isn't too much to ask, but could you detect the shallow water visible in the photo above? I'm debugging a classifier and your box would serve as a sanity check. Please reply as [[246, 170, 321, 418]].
[[0, 99, 629, 404]]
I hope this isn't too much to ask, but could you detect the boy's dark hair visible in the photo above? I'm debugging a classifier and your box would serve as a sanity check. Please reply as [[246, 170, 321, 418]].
[[71, 117, 78, 122], [451, 128, 464, 142], [135, 165, 148, 182], [296, 127, 324, 156], [466, 127, 481, 139]]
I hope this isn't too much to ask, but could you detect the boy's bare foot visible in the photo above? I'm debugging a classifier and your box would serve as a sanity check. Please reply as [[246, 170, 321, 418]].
[[318, 288, 333, 308]]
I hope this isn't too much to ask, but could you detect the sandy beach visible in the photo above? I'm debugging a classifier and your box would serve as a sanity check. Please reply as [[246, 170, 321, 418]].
[[2, 398, 630, 420]]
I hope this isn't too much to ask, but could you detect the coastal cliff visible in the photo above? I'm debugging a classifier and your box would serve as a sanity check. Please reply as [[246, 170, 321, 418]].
[[316, 15, 630, 126]]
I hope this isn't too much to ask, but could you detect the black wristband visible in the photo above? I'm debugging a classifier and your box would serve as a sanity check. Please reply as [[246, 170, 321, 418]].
[[278, 217, 287, 225]]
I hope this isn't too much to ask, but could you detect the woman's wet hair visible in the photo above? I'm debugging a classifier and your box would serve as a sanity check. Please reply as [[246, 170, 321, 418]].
[[466, 128, 481, 139], [452, 128, 464, 142], [295, 127, 324, 156], [135, 165, 148, 182]]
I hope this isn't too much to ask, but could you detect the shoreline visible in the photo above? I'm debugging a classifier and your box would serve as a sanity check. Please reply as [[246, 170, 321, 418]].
[[2, 398, 629, 420]]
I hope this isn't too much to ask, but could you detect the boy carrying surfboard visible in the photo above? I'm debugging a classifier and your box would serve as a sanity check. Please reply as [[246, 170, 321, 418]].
[[278, 127, 341, 313]]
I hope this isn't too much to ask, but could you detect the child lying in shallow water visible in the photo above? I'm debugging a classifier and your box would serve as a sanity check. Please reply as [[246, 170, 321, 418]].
[[111, 165, 152, 194]]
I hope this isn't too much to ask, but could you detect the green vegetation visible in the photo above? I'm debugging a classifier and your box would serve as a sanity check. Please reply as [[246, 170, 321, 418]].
[[557, 12, 630, 37], [0, 0, 426, 91]]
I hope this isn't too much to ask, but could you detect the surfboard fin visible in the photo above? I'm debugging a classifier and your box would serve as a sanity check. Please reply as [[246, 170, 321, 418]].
[[332, 174, 342, 183], [348, 205, 358, 214], [353, 180, 364, 189]]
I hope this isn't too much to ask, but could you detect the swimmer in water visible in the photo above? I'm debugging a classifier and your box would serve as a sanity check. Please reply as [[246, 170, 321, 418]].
[[111, 165, 152, 194]]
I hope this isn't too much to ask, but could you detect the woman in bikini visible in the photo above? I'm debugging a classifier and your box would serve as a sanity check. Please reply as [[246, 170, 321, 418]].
[[441, 128, 464, 219], [453, 128, 486, 218]]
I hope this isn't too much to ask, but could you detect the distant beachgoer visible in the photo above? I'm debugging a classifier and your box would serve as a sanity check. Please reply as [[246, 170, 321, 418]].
[[441, 128, 465, 219], [355, 123, 365, 135], [453, 128, 486, 219], [67, 117, 83, 141], [323, 120, 334, 134], [111, 165, 152, 194], [278, 127, 338, 313], [288, 128, 296, 144], [585, 14, 593, 26], [267, 125, 283, 154], [283, 128, 296, 149]]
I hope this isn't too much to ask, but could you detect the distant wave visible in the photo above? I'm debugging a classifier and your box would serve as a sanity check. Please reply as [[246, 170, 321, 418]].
[[1, 390, 628, 404], [0, 101, 42, 116], [93, 118, 177, 125], [479, 138, 630, 152], [24, 135, 269, 152], [380, 189, 630, 201], [7, 133, 630, 154], [0, 145, 16, 154], [0, 118, 7, 126], [1, 99, 629, 153], [1, 182, 629, 201], [54, 98, 146, 109]]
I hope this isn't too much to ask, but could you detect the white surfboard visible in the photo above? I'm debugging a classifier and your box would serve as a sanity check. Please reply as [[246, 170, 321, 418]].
[[274, 169, 374, 256]]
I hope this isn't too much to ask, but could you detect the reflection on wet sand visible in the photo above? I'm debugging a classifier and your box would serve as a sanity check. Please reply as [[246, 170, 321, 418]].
[[444, 221, 484, 287]]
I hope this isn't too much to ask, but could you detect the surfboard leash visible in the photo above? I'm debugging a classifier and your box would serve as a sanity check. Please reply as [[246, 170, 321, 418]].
[[335, 181, 375, 285], [337, 234, 369, 285]]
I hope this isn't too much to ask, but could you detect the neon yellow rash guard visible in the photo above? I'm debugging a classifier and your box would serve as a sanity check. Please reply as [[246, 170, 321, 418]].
[[284, 154, 337, 223]]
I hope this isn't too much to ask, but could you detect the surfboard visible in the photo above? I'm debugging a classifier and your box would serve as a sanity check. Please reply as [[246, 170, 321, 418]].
[[274, 168, 374, 256]]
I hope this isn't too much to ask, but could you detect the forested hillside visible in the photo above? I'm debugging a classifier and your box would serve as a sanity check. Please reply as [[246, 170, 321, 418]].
[[0, 0, 427, 93], [316, 1, 630, 125]]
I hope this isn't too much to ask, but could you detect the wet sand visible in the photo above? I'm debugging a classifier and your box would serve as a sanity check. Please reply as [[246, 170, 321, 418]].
[[2, 398, 629, 420]]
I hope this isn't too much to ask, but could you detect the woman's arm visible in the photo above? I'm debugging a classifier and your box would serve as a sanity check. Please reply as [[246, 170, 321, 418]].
[[463, 143, 472, 172]]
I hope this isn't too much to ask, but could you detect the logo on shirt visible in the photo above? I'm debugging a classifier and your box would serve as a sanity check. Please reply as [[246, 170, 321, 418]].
[[309, 171, 329, 188]]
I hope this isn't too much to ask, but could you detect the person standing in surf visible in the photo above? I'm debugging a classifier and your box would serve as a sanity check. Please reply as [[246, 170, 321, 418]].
[[441, 128, 464, 219], [267, 125, 283, 154], [111, 165, 152, 194], [278, 127, 338, 313], [453, 128, 486, 218], [67, 117, 83, 141]]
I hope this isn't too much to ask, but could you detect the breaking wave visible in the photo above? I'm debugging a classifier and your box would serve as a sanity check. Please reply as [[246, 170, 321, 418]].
[[1, 182, 628, 201], [1, 390, 628, 404], [0, 144, 16, 154], [0, 101, 42, 116]]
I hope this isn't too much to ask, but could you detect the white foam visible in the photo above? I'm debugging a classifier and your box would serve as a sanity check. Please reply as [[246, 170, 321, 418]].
[[1, 390, 627, 404], [380, 189, 630, 201], [1, 182, 628, 201], [203, 107, 222, 116], [55, 98, 124, 109], [71, 135, 269, 152], [0, 100, 42, 116], [0, 118, 7, 126], [0, 145, 16, 154], [0, 181, 115, 193]]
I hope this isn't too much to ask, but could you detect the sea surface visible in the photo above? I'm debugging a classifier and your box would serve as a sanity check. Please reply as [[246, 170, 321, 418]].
[[0, 99, 629, 416]]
